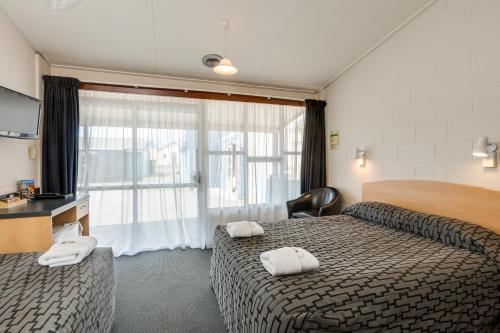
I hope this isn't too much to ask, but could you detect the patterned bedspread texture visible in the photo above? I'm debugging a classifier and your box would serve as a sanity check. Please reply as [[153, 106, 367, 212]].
[[0, 248, 116, 333], [210, 202, 500, 333]]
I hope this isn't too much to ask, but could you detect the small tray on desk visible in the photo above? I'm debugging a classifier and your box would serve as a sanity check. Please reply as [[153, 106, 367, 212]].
[[0, 198, 28, 209]]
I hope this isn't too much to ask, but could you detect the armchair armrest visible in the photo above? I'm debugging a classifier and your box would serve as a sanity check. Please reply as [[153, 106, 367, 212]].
[[319, 194, 342, 217], [286, 193, 312, 219]]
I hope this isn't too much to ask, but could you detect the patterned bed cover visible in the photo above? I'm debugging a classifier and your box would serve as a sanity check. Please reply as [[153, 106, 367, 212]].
[[210, 202, 500, 332], [0, 248, 116, 333]]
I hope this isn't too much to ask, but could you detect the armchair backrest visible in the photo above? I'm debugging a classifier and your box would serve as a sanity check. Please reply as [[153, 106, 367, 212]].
[[309, 187, 338, 209]]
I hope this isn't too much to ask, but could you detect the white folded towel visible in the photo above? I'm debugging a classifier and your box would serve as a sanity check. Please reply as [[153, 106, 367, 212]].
[[226, 221, 264, 238], [260, 247, 319, 276], [38, 236, 97, 267]]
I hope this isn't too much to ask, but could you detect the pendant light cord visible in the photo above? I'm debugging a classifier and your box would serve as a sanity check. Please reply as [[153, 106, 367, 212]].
[[223, 20, 229, 58], [225, 31, 228, 58]]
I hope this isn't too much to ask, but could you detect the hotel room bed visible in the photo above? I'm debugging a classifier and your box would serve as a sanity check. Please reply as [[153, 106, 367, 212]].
[[210, 202, 500, 332], [0, 248, 116, 333]]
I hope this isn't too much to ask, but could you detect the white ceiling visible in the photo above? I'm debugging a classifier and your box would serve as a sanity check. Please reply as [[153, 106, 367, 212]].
[[1, 0, 432, 91]]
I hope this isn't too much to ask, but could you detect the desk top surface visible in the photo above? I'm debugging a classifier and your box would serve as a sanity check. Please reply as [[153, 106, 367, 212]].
[[0, 195, 89, 219]]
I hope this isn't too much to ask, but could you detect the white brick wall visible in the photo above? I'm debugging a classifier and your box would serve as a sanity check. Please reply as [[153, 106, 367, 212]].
[[322, 0, 500, 205], [0, 138, 40, 195]]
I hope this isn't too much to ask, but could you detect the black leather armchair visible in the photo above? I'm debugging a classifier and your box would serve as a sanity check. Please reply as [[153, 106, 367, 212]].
[[286, 187, 341, 219]]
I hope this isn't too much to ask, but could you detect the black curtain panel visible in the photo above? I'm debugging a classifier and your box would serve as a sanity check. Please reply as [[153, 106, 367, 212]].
[[300, 99, 327, 193], [42, 76, 80, 194]]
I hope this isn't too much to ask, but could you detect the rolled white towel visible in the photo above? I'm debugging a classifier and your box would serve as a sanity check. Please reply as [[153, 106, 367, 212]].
[[38, 236, 97, 267], [226, 221, 264, 238], [260, 247, 319, 276]]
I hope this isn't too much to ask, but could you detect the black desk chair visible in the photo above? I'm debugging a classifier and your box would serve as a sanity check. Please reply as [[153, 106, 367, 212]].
[[286, 187, 341, 219]]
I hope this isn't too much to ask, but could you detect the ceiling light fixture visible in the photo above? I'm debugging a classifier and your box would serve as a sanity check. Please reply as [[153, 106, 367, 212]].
[[213, 20, 238, 76]]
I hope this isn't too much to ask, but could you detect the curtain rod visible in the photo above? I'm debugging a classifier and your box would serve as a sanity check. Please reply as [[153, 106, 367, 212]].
[[79, 82, 306, 107]]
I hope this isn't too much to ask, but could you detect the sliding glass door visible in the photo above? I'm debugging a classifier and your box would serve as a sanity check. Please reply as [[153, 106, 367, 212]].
[[78, 91, 202, 255], [78, 90, 304, 255]]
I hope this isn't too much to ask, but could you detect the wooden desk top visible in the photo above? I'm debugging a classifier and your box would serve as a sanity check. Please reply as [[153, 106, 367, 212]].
[[0, 195, 89, 219]]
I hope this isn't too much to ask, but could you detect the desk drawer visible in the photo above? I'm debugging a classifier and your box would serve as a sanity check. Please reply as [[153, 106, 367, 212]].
[[76, 201, 89, 219]]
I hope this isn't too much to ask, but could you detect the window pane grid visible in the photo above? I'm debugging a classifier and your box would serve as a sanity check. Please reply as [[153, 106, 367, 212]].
[[78, 90, 305, 229]]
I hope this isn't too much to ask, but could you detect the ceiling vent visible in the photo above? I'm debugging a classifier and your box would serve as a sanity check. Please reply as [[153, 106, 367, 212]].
[[202, 54, 223, 68]]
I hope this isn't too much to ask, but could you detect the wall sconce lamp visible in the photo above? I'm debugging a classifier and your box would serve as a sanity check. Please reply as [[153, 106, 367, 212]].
[[352, 147, 366, 167], [472, 136, 497, 168]]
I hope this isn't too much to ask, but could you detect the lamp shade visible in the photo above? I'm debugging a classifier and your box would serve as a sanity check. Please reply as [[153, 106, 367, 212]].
[[213, 58, 238, 76], [473, 136, 489, 157]]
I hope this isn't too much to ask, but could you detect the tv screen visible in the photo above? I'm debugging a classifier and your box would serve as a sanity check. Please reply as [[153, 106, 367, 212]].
[[0, 86, 41, 139]]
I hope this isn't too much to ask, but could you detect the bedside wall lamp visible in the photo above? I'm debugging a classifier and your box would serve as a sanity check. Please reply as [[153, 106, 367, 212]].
[[353, 147, 366, 167], [473, 136, 497, 168]]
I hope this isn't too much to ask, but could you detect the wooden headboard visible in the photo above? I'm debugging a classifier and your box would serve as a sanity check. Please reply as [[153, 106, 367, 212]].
[[362, 180, 500, 234]]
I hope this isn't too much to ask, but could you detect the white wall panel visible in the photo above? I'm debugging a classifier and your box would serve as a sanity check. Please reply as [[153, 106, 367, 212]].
[[323, 0, 500, 205]]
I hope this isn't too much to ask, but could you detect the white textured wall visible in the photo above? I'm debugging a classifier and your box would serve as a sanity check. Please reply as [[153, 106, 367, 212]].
[[0, 9, 41, 195], [322, 0, 500, 205], [0, 138, 39, 195], [0, 8, 34, 97]]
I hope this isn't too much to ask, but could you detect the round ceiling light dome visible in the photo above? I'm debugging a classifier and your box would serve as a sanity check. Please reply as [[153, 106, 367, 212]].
[[213, 58, 238, 76]]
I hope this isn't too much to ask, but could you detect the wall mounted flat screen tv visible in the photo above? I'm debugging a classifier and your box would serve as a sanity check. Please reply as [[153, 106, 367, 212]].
[[0, 86, 41, 139]]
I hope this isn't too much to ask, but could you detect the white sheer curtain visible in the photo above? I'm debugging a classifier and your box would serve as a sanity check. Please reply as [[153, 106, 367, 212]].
[[78, 90, 304, 255], [204, 100, 304, 246]]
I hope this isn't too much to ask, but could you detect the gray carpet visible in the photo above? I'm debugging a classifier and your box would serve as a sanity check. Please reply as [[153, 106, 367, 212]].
[[111, 249, 226, 333]]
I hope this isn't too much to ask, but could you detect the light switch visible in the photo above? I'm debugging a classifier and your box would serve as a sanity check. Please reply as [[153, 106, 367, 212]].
[[28, 146, 37, 160]]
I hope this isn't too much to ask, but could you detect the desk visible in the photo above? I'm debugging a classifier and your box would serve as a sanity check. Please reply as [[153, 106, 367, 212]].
[[0, 195, 90, 254]]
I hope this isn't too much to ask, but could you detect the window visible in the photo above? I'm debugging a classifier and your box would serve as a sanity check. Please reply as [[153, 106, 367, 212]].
[[78, 90, 305, 254], [206, 101, 303, 208]]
